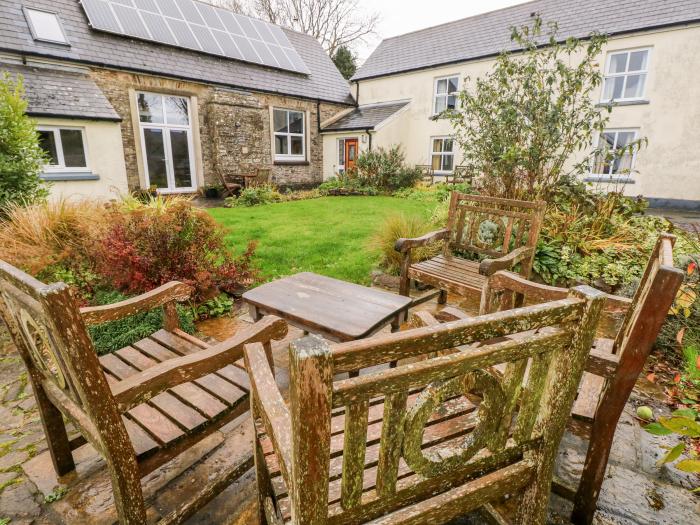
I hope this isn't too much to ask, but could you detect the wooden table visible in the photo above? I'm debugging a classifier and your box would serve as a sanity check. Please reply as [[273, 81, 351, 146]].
[[242, 272, 412, 342]]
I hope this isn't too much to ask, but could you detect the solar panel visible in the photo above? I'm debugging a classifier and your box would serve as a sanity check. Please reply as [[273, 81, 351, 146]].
[[80, 0, 310, 74]]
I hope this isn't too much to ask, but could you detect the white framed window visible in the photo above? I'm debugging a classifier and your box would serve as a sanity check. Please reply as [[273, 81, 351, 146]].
[[137, 92, 197, 192], [433, 75, 459, 115], [591, 129, 639, 176], [273, 108, 305, 161], [431, 137, 455, 174], [23, 8, 69, 45], [601, 48, 650, 102], [338, 138, 346, 172], [37, 126, 88, 171]]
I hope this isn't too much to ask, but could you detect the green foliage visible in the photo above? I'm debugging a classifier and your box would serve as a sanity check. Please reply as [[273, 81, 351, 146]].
[[449, 16, 633, 200], [87, 289, 195, 355], [226, 184, 282, 207], [353, 146, 422, 190], [0, 73, 48, 210], [318, 175, 379, 196], [643, 408, 700, 482], [393, 182, 473, 202], [44, 485, 68, 503], [332, 45, 357, 80], [194, 293, 233, 321]]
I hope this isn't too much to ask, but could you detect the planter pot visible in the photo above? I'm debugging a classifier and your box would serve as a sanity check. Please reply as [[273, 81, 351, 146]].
[[205, 188, 220, 199]]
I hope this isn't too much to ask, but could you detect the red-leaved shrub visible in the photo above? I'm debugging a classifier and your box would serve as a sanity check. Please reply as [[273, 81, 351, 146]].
[[97, 199, 257, 299]]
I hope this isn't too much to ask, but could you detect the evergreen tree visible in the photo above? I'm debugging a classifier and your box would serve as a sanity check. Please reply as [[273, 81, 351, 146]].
[[333, 46, 357, 80]]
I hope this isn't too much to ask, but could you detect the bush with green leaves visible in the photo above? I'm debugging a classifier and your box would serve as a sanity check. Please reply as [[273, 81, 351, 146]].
[[642, 406, 700, 481], [353, 145, 422, 190], [0, 73, 48, 210], [226, 184, 282, 207], [318, 175, 379, 196], [87, 289, 195, 355]]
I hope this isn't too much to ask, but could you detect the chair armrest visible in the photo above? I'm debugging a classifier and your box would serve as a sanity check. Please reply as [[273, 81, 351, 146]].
[[80, 282, 193, 325], [394, 228, 451, 253], [479, 246, 534, 276], [244, 341, 293, 485], [111, 315, 288, 411]]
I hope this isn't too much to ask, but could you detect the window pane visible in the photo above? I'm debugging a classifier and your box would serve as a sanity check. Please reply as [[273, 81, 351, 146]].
[[628, 50, 648, 72], [434, 96, 446, 114], [609, 53, 628, 74], [290, 136, 304, 156], [170, 130, 193, 188], [442, 154, 454, 171], [448, 77, 458, 93], [289, 111, 303, 134], [447, 95, 457, 110], [443, 139, 454, 152], [143, 129, 168, 188], [611, 76, 624, 99], [338, 139, 345, 165], [273, 110, 288, 133], [601, 133, 616, 149], [138, 93, 164, 123], [25, 9, 67, 43], [432, 139, 442, 154], [275, 134, 288, 155], [616, 132, 635, 148], [60, 130, 86, 167], [38, 130, 58, 165], [431, 155, 441, 171], [436, 79, 447, 94], [165, 96, 189, 125], [623, 74, 645, 99]]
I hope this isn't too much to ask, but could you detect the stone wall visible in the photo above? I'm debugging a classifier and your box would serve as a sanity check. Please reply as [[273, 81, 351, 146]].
[[89, 68, 349, 191]]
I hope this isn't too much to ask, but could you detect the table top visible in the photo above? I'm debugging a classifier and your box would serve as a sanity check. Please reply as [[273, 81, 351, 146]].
[[242, 272, 412, 341]]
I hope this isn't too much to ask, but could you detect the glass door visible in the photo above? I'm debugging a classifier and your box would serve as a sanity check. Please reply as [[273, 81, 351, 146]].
[[138, 92, 196, 192]]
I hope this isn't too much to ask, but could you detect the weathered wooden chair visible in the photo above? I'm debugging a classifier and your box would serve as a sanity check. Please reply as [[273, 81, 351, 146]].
[[426, 234, 683, 525], [245, 285, 605, 524], [395, 192, 546, 305], [416, 164, 434, 185], [0, 260, 288, 525], [446, 165, 470, 184]]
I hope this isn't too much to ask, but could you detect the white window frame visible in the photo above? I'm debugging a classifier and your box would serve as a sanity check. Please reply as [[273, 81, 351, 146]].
[[137, 91, 197, 193], [600, 48, 651, 103], [337, 136, 359, 173], [432, 75, 460, 116], [37, 125, 89, 172], [591, 129, 639, 177], [273, 108, 306, 162], [430, 136, 455, 175], [23, 7, 70, 45]]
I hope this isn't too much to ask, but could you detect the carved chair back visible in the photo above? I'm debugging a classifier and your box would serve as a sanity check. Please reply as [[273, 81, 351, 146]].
[[445, 192, 546, 271], [248, 286, 605, 524]]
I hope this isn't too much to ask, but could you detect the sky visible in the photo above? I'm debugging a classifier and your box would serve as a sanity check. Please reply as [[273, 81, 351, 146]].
[[355, 0, 532, 62]]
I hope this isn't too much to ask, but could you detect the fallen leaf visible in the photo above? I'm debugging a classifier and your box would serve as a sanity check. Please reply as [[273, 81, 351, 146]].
[[647, 373, 656, 383], [657, 443, 685, 466], [674, 373, 682, 383], [676, 328, 686, 345]]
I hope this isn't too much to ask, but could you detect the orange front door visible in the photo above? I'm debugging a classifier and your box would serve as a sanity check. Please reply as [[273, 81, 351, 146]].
[[345, 139, 358, 171]]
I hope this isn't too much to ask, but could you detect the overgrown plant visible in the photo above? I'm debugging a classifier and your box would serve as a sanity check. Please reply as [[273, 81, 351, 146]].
[[449, 16, 641, 200], [0, 73, 48, 210], [643, 407, 700, 482], [353, 146, 422, 190], [226, 184, 282, 207]]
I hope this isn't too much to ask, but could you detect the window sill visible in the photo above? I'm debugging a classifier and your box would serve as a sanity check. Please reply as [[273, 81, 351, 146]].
[[584, 176, 635, 184], [41, 171, 99, 181], [274, 160, 309, 166], [597, 99, 650, 107]]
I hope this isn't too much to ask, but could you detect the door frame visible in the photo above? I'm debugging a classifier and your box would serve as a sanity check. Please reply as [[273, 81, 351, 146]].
[[344, 137, 359, 171]]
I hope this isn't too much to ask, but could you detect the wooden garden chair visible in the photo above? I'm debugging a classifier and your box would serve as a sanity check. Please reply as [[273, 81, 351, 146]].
[[395, 192, 546, 305], [424, 233, 683, 525], [245, 285, 606, 524], [416, 164, 434, 185], [0, 260, 288, 525]]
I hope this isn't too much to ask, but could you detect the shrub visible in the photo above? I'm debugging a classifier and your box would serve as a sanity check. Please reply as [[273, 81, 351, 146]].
[[353, 146, 421, 190], [226, 184, 282, 207], [394, 182, 473, 202], [318, 176, 379, 196], [370, 213, 442, 275], [87, 289, 195, 355], [96, 197, 258, 300], [0, 73, 48, 209]]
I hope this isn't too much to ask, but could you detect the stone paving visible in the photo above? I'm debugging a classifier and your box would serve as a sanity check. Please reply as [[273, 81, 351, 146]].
[[0, 296, 699, 524]]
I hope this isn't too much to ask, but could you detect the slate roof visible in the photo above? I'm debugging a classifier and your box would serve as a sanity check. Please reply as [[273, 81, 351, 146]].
[[354, 0, 700, 80], [0, 0, 354, 105], [1, 61, 120, 121], [322, 101, 409, 132]]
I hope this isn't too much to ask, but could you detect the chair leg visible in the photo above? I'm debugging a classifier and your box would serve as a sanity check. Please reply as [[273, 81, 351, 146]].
[[438, 289, 448, 304], [254, 424, 275, 525], [104, 450, 146, 524], [33, 381, 75, 477]]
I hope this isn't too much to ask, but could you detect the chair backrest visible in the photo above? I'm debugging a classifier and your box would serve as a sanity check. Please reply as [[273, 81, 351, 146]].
[[271, 286, 604, 523], [253, 167, 272, 186], [445, 192, 546, 260], [0, 261, 125, 452]]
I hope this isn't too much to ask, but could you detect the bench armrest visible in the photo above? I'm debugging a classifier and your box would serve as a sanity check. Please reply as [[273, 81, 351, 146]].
[[80, 281, 193, 325], [244, 341, 293, 486], [479, 246, 534, 276], [111, 315, 288, 411], [394, 228, 451, 253]]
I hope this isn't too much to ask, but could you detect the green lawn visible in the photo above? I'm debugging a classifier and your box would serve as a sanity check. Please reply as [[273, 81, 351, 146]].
[[208, 196, 435, 285]]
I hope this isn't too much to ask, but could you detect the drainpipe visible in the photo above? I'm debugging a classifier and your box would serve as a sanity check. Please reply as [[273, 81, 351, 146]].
[[355, 82, 360, 106], [366, 129, 373, 151], [316, 99, 321, 134]]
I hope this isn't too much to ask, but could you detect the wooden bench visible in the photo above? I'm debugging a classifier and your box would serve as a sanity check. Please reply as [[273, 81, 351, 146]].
[[245, 285, 605, 524], [395, 192, 545, 305], [0, 260, 288, 524], [426, 233, 683, 525]]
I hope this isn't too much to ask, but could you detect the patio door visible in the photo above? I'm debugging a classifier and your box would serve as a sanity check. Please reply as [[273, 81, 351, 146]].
[[138, 92, 196, 192], [345, 138, 358, 171]]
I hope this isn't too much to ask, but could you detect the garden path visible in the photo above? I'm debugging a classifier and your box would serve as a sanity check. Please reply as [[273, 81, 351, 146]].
[[0, 291, 697, 524]]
